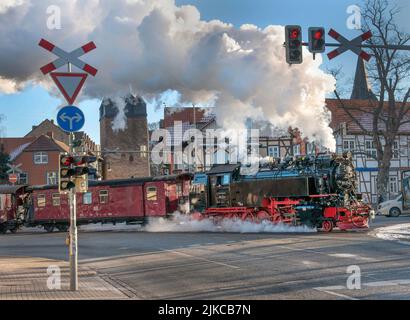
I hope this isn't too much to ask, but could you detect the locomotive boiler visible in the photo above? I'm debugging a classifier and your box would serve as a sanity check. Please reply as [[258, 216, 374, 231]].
[[190, 152, 373, 232]]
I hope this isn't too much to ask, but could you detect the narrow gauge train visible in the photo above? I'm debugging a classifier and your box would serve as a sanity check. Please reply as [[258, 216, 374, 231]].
[[0, 153, 373, 234], [190, 152, 374, 232], [0, 174, 191, 233]]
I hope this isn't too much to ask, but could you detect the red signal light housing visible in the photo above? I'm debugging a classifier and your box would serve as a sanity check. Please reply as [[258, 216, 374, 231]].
[[60, 156, 74, 166], [314, 30, 323, 40], [290, 29, 300, 39]]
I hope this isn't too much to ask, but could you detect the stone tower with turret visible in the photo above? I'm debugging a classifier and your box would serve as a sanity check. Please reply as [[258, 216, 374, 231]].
[[100, 94, 150, 179]]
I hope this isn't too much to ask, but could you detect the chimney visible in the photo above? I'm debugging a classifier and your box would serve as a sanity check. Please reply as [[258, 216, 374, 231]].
[[46, 131, 54, 139]]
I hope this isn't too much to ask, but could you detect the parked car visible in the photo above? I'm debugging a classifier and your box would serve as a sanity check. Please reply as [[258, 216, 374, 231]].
[[377, 194, 409, 217]]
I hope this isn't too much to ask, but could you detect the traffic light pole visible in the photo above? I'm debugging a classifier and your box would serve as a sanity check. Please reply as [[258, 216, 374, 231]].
[[69, 131, 78, 291], [67, 61, 78, 291]]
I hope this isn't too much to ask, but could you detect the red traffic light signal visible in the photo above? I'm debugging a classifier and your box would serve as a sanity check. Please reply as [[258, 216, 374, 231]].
[[60, 155, 74, 166], [308, 27, 325, 53], [290, 28, 300, 40], [73, 156, 97, 166], [313, 30, 323, 40], [285, 25, 303, 64]]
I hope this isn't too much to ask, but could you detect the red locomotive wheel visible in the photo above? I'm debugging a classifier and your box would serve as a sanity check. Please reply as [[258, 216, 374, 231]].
[[272, 214, 283, 224], [256, 210, 270, 222], [321, 220, 333, 232]]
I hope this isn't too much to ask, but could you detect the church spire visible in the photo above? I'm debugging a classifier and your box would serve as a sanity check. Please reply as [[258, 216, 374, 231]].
[[350, 56, 377, 100]]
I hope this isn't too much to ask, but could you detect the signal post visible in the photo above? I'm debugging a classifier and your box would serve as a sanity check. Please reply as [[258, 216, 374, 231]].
[[69, 133, 78, 291], [40, 38, 98, 291]]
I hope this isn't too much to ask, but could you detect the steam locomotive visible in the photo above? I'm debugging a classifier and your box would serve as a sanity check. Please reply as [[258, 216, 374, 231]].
[[190, 152, 374, 231], [0, 153, 373, 234]]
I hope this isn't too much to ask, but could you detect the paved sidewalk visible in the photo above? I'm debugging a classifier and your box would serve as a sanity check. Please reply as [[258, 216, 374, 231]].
[[0, 256, 133, 300]]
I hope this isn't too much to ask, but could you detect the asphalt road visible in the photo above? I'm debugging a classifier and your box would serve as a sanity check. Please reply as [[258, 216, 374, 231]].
[[1, 216, 410, 300]]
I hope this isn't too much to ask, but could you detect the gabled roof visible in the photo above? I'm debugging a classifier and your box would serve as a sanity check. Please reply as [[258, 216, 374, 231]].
[[23, 135, 69, 153], [326, 98, 410, 134], [24, 119, 67, 137]]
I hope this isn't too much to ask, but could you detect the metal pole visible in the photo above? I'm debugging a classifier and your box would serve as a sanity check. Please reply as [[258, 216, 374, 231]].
[[67, 62, 78, 291], [69, 132, 78, 291], [301, 42, 410, 51]]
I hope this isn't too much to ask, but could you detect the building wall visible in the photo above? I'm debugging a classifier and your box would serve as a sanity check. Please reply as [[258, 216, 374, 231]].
[[335, 132, 410, 204], [100, 114, 150, 179], [14, 150, 60, 185]]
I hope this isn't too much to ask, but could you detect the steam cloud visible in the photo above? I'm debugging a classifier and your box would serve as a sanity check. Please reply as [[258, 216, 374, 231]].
[[144, 213, 316, 233], [0, 0, 336, 149]]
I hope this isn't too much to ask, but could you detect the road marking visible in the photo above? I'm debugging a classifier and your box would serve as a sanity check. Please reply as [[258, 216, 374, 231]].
[[315, 278, 410, 300], [365, 279, 410, 287], [328, 253, 374, 261], [162, 249, 240, 269], [315, 288, 359, 300]]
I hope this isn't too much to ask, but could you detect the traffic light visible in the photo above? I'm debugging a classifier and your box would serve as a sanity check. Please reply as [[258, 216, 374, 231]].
[[59, 154, 76, 193], [73, 155, 98, 193], [59, 154, 98, 193], [285, 25, 303, 64], [308, 27, 325, 53]]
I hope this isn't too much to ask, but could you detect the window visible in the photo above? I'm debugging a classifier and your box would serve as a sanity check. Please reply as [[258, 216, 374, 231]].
[[0, 195, 5, 211], [365, 140, 377, 159], [0, 194, 11, 210], [52, 193, 60, 206], [34, 152, 48, 164], [37, 194, 46, 207], [343, 139, 355, 151], [392, 141, 399, 159], [140, 145, 147, 158], [176, 183, 182, 196], [99, 190, 109, 204], [389, 176, 398, 194], [306, 143, 315, 155], [47, 172, 57, 185], [146, 187, 157, 201], [19, 173, 28, 184], [293, 144, 301, 156], [83, 192, 92, 205], [268, 146, 280, 158]]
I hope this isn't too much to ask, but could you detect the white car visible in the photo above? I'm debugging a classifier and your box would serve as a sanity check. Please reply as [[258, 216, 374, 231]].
[[377, 194, 409, 217]]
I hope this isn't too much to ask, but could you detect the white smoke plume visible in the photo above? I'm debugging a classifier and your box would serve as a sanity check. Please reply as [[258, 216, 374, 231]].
[[0, 0, 336, 149], [144, 213, 316, 233]]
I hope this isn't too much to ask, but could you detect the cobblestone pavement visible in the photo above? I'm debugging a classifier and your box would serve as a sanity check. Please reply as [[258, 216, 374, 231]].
[[0, 256, 134, 300]]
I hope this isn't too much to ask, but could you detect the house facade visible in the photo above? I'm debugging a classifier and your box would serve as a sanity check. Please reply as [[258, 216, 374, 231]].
[[1, 133, 69, 185], [326, 57, 410, 205]]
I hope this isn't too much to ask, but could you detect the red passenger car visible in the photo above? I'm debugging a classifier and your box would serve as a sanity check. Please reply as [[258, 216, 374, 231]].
[[0, 185, 28, 234], [26, 174, 192, 232]]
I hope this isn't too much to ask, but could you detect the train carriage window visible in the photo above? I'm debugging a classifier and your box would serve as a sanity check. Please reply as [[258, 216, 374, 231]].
[[37, 194, 46, 207], [176, 183, 182, 196], [0, 195, 5, 210], [52, 193, 60, 206], [147, 186, 157, 201], [83, 192, 92, 205], [99, 190, 109, 204]]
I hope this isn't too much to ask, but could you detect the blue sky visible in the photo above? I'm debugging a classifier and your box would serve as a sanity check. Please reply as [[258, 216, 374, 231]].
[[0, 0, 409, 144]]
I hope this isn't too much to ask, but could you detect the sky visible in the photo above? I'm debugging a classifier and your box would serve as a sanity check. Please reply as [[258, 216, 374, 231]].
[[0, 0, 409, 144]]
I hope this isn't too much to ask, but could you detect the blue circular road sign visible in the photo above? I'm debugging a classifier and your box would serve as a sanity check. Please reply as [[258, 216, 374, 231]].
[[57, 105, 85, 132]]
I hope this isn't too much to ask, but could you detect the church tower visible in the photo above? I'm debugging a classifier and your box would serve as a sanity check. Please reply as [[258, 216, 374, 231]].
[[100, 94, 150, 179], [350, 56, 378, 101]]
